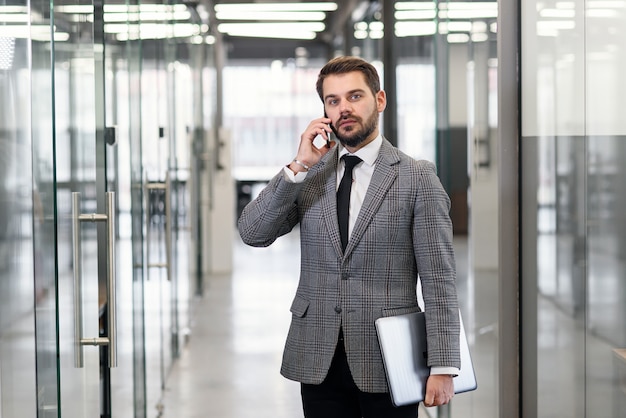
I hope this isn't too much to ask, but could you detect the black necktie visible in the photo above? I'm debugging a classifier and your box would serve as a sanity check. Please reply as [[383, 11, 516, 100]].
[[337, 155, 362, 251]]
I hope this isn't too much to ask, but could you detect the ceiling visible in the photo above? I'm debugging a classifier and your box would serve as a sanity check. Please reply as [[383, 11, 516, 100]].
[[200, 0, 372, 60], [0, 0, 499, 62]]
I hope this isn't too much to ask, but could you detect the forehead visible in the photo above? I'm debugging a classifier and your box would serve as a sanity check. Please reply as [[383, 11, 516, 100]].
[[322, 71, 369, 97]]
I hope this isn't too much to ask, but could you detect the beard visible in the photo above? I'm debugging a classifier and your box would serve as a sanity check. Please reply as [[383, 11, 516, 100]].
[[331, 107, 379, 149]]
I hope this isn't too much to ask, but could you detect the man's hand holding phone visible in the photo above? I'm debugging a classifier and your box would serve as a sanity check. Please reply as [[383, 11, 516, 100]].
[[288, 116, 336, 174]]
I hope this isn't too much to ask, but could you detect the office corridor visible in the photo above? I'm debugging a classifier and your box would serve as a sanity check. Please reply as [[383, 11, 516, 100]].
[[159, 230, 497, 418], [158, 225, 623, 418], [160, 230, 303, 417]]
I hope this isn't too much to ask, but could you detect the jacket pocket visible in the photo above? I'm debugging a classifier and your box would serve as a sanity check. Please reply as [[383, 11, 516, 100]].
[[381, 304, 421, 318], [290, 295, 310, 318]]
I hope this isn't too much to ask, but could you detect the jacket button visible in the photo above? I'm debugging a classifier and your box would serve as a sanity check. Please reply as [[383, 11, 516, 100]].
[[341, 272, 349, 280], [334, 306, 342, 314]]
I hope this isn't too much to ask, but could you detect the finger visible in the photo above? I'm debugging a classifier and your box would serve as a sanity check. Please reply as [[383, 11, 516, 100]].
[[317, 139, 336, 155], [319, 126, 330, 141]]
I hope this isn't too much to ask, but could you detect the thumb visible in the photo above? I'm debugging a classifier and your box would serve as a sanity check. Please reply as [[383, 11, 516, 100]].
[[424, 390, 435, 407]]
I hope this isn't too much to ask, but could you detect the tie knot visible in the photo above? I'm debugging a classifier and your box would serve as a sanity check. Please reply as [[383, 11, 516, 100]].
[[341, 155, 362, 170]]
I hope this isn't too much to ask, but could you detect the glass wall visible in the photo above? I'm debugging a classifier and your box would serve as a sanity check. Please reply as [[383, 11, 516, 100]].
[[227, 60, 325, 182], [0, 0, 214, 416], [0, 1, 38, 416], [522, 0, 626, 417]]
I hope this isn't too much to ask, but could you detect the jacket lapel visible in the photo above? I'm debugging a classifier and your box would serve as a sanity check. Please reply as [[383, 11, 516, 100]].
[[317, 149, 344, 256], [344, 139, 400, 256]]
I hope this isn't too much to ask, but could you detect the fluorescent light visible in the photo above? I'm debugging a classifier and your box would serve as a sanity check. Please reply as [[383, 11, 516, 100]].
[[369, 30, 384, 39], [395, 10, 437, 20], [369, 21, 384, 31], [214, 3, 337, 12], [216, 11, 326, 21], [0, 25, 68, 41], [190, 34, 216, 45], [218, 22, 325, 31], [397, 1, 498, 20], [352, 21, 384, 39], [54, 5, 93, 13], [440, 21, 473, 32], [104, 4, 187, 13], [0, 13, 29, 23], [106, 22, 200, 39], [55, 4, 188, 14], [539, 9, 576, 18], [439, 9, 498, 19], [0, 6, 27, 13], [218, 29, 318, 40], [472, 21, 488, 33], [471, 32, 489, 42], [536, 20, 576, 32], [395, 21, 437, 37], [395, 2, 436, 11], [439, 2, 498, 19], [441, 2, 498, 11], [354, 30, 368, 39], [217, 22, 325, 39], [587, 0, 625, 7], [103, 10, 192, 23], [447, 33, 470, 43], [553, 2, 575, 9], [586, 9, 619, 17]]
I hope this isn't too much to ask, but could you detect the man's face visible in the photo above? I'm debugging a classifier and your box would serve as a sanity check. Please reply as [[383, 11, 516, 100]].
[[322, 71, 386, 151]]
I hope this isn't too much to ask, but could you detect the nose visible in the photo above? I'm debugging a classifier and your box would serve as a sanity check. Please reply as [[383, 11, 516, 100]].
[[338, 100, 352, 115]]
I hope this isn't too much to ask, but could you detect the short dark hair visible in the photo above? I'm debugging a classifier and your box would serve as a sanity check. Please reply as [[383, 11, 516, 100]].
[[316, 56, 381, 101]]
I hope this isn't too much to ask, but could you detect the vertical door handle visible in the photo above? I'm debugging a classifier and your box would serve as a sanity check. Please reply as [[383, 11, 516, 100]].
[[145, 173, 171, 280], [71, 192, 117, 368]]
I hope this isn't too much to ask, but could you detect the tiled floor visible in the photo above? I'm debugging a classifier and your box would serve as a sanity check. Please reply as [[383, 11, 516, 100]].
[[160, 231, 303, 418]]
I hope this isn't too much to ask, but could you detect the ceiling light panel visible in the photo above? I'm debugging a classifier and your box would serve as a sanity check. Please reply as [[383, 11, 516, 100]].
[[214, 3, 338, 12], [218, 21, 324, 39], [215, 11, 326, 21]]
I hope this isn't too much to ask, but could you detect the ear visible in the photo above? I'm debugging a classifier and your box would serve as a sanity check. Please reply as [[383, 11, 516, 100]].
[[376, 90, 387, 112]]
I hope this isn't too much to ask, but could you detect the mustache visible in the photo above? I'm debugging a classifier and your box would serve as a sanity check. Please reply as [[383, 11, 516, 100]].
[[331, 116, 360, 131]]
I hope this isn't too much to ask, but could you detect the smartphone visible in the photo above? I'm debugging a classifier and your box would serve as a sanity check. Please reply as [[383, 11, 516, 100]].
[[323, 111, 332, 148]]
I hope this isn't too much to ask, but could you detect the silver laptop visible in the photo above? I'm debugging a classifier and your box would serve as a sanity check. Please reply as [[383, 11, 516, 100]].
[[375, 310, 477, 406]]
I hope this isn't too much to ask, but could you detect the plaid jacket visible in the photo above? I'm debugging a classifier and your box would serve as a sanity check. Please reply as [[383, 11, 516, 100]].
[[238, 138, 460, 393]]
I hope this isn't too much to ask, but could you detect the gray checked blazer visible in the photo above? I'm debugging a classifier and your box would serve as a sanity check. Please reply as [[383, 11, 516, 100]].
[[238, 138, 460, 393]]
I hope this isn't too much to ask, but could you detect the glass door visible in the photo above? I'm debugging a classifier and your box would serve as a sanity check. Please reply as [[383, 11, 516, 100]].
[[104, 1, 147, 417], [3, 0, 206, 416], [51, 0, 114, 415], [142, 34, 193, 414]]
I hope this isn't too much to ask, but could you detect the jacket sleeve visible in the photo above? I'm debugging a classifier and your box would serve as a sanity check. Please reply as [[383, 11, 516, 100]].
[[413, 160, 461, 369], [237, 169, 303, 247]]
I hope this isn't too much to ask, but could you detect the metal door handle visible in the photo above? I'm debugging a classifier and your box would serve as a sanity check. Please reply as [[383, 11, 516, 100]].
[[72, 192, 117, 368], [145, 173, 172, 280]]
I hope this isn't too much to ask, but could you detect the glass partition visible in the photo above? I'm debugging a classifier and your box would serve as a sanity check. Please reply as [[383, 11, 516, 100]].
[[0, 1, 38, 416], [30, 0, 59, 415], [2, 0, 210, 416], [522, 0, 626, 416]]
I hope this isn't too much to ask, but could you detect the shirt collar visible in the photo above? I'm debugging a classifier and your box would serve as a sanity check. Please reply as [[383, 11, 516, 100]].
[[337, 134, 382, 167]]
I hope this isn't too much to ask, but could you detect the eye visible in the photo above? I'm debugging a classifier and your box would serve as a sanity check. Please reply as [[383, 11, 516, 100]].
[[327, 98, 338, 106], [350, 94, 362, 101]]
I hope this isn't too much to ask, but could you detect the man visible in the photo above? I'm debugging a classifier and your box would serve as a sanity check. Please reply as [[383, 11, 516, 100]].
[[238, 56, 460, 418]]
